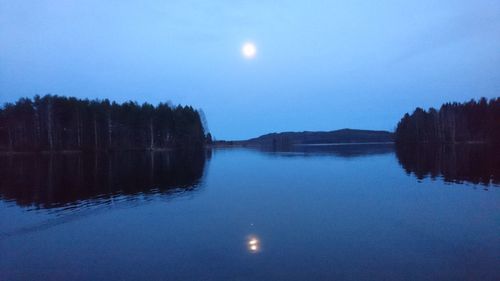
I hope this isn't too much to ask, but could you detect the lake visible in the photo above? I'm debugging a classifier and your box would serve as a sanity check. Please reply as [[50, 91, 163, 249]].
[[1, 144, 499, 281]]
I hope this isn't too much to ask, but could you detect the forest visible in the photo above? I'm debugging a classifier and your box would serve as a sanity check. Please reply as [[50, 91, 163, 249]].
[[395, 97, 500, 143], [0, 95, 210, 151]]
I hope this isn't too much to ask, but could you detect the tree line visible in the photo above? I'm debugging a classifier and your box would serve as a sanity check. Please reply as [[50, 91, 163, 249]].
[[0, 95, 210, 151], [395, 97, 500, 143]]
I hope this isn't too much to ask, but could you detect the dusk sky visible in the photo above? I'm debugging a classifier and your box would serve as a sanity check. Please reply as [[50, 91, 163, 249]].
[[1, 0, 499, 140]]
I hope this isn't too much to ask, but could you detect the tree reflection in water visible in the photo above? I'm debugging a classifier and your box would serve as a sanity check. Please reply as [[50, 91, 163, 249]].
[[0, 149, 210, 211], [395, 144, 500, 187]]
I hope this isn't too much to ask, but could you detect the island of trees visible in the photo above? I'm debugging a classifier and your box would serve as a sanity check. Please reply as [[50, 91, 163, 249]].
[[0, 95, 210, 152], [395, 97, 500, 143]]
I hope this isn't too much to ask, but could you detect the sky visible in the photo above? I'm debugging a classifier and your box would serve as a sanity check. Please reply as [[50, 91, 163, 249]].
[[1, 0, 499, 140]]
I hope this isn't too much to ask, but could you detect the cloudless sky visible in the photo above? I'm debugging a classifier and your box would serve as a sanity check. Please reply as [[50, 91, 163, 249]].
[[1, 0, 499, 140]]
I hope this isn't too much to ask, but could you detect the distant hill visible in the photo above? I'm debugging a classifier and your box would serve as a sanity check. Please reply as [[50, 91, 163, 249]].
[[237, 129, 394, 146]]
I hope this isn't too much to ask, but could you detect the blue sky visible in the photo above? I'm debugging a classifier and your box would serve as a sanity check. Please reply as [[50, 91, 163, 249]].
[[1, 0, 499, 140]]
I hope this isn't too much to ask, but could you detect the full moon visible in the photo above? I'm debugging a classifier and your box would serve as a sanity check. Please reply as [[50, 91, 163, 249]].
[[242, 42, 257, 59]]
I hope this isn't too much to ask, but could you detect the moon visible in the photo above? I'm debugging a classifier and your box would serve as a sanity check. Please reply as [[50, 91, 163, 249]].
[[242, 42, 257, 59]]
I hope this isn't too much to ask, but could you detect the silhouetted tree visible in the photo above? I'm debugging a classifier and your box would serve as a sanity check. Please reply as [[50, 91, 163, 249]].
[[395, 98, 500, 144], [0, 95, 210, 151], [205, 133, 213, 144]]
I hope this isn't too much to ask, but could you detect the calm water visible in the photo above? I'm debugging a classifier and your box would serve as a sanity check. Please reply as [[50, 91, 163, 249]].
[[1, 144, 499, 281]]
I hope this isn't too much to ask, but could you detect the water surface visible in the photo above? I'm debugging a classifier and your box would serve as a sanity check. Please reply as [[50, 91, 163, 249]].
[[0, 145, 499, 281]]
